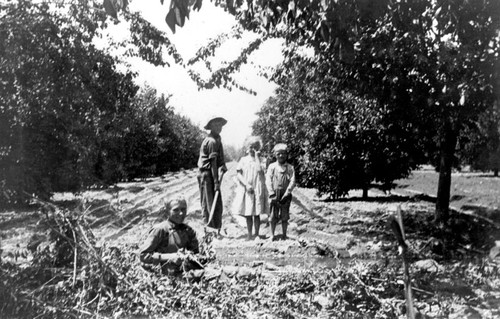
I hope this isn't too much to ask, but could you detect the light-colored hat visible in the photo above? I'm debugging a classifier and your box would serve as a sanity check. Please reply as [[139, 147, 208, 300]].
[[204, 116, 227, 130], [273, 143, 288, 153]]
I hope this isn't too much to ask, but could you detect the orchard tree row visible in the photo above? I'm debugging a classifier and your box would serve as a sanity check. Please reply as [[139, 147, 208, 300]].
[[0, 1, 204, 206], [252, 61, 425, 199], [253, 55, 500, 200]]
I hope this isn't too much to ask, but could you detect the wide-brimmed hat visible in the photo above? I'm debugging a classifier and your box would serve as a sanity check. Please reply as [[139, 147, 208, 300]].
[[204, 116, 227, 130]]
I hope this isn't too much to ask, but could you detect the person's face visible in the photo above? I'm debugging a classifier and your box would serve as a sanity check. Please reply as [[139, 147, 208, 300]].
[[211, 122, 223, 134], [168, 200, 187, 224], [249, 142, 261, 155], [276, 151, 287, 163]]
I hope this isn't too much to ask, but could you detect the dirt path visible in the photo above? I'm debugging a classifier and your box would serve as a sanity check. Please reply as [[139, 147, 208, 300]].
[[64, 163, 430, 273], [3, 163, 500, 319], [0, 163, 440, 270], [3, 164, 498, 273], [3, 166, 500, 318]]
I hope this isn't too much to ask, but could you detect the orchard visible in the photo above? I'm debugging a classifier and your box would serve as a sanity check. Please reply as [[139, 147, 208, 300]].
[[1, 0, 499, 318]]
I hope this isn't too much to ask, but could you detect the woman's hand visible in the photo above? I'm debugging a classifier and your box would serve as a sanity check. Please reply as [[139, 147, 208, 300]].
[[153, 252, 184, 265], [269, 193, 277, 204], [246, 184, 254, 194]]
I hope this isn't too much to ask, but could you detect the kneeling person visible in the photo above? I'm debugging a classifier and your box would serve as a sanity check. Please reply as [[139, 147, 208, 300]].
[[139, 197, 200, 275]]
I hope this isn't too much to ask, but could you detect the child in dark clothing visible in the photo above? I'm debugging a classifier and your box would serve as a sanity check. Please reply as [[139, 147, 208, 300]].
[[265, 143, 296, 241]]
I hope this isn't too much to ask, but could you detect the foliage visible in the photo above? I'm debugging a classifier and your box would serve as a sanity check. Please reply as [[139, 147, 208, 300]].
[[119, 0, 498, 217], [187, 25, 243, 68], [75, 0, 500, 219], [95, 86, 204, 183], [459, 101, 500, 175], [0, 203, 396, 318], [3, 202, 500, 318], [0, 0, 137, 203], [0, 1, 204, 206], [253, 56, 422, 198], [104, 0, 268, 94], [3, 181, 500, 318], [127, 11, 184, 67], [187, 35, 264, 95], [245, 0, 498, 219], [223, 143, 239, 162]]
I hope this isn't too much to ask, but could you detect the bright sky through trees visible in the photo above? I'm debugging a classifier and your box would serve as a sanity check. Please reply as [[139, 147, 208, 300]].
[[105, 0, 284, 147]]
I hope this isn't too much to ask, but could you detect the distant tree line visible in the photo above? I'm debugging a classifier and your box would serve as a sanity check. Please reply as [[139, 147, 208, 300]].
[[93, 87, 204, 185], [459, 102, 500, 177], [0, 1, 203, 206]]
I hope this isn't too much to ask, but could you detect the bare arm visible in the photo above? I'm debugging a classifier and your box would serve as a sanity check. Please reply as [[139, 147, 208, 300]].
[[266, 164, 275, 198]]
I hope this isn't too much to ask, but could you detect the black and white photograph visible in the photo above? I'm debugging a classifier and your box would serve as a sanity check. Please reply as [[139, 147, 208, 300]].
[[1, 0, 499, 318]]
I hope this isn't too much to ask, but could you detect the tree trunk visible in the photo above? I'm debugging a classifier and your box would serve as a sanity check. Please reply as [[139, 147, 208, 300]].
[[435, 124, 458, 222], [362, 186, 368, 199]]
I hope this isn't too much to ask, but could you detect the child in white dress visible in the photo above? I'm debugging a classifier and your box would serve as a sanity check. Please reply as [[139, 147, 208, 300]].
[[233, 136, 269, 240]]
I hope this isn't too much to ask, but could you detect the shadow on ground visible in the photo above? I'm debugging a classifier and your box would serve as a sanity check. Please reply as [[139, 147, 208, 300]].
[[322, 193, 436, 203], [460, 205, 500, 224]]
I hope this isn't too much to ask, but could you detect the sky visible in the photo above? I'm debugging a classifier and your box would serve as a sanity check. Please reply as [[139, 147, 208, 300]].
[[105, 0, 284, 147]]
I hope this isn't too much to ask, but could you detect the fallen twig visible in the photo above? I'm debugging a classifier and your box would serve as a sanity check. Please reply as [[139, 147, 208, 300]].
[[352, 273, 384, 305], [67, 216, 78, 288], [458, 244, 486, 255], [411, 286, 434, 296]]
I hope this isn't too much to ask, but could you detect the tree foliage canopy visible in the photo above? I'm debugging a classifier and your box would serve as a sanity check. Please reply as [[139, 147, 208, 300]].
[[253, 55, 424, 198], [460, 101, 500, 175], [246, 0, 499, 216], [0, 1, 204, 205]]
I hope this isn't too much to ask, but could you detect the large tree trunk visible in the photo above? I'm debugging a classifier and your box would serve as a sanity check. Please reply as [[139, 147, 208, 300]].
[[362, 187, 368, 199], [435, 124, 458, 222]]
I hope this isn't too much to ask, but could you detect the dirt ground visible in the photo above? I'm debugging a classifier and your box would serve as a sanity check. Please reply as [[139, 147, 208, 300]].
[[36, 164, 446, 268], [1, 164, 500, 318], [394, 166, 500, 224]]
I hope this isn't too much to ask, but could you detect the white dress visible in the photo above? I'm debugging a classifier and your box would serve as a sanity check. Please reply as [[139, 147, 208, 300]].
[[232, 155, 269, 216]]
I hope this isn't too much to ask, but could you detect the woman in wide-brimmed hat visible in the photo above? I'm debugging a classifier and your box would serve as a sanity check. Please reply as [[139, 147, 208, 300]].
[[197, 116, 228, 235], [203, 117, 227, 130]]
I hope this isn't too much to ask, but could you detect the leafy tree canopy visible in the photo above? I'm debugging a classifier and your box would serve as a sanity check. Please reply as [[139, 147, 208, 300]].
[[243, 0, 498, 220], [253, 55, 424, 199], [0, 0, 204, 206]]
